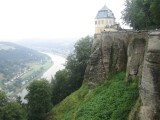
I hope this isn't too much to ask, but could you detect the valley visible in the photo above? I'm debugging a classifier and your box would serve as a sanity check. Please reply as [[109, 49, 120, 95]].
[[10, 58, 53, 96], [18, 52, 66, 103], [0, 42, 53, 96]]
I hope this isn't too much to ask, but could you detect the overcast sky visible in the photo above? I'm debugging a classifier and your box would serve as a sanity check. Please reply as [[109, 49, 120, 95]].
[[0, 0, 126, 41]]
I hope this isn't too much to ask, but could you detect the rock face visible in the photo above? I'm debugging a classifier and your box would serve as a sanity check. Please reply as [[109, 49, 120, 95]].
[[126, 33, 147, 81], [84, 31, 148, 85], [139, 31, 160, 120], [84, 30, 160, 119]]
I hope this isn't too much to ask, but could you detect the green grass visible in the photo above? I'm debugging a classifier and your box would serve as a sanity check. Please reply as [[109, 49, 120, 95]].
[[50, 72, 139, 120]]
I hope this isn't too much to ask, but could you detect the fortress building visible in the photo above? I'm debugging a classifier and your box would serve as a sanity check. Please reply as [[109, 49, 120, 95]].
[[95, 5, 119, 33]]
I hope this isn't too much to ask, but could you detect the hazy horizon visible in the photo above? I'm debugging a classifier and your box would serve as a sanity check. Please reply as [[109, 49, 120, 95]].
[[0, 0, 128, 42]]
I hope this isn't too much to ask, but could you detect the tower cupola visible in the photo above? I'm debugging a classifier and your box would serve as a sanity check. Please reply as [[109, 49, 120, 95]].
[[95, 5, 117, 33]]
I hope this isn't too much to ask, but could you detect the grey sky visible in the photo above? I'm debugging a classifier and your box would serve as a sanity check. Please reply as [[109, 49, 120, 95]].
[[0, 0, 126, 41]]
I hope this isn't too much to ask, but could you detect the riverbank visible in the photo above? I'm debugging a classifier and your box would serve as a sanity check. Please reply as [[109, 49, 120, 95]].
[[41, 53, 66, 82], [12, 57, 53, 96], [18, 52, 67, 102]]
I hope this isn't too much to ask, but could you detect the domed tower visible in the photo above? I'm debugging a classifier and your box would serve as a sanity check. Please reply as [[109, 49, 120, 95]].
[[95, 5, 117, 33]]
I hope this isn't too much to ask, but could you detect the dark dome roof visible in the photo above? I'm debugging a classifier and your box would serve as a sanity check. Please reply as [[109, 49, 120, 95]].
[[96, 5, 115, 19]]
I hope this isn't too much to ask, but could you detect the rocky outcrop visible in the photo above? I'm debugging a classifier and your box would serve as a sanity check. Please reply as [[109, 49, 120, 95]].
[[84, 31, 148, 85], [84, 30, 160, 119], [139, 31, 160, 120], [126, 32, 147, 81]]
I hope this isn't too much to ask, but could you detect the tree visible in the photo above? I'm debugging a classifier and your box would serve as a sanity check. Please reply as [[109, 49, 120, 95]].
[[2, 102, 27, 120], [65, 36, 93, 89], [122, 0, 160, 29], [51, 36, 93, 105], [0, 91, 8, 119], [0, 91, 8, 107], [74, 36, 93, 62], [0, 91, 27, 120], [51, 69, 70, 105], [25, 79, 52, 120], [150, 0, 160, 26]]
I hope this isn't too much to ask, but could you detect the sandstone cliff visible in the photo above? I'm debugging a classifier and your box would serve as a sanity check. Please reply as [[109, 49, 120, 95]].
[[84, 30, 160, 120], [139, 31, 160, 120]]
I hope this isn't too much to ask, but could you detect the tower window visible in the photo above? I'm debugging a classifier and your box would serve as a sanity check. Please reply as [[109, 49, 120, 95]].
[[98, 21, 100, 25], [95, 21, 97, 24]]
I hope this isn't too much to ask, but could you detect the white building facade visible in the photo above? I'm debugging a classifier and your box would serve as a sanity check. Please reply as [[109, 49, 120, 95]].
[[95, 5, 117, 33]]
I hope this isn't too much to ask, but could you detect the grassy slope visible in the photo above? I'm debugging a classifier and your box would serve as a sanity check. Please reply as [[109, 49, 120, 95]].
[[50, 72, 139, 120]]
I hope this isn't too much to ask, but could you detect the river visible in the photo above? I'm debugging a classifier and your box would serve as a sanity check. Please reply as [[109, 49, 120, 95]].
[[18, 52, 66, 103], [41, 52, 66, 82]]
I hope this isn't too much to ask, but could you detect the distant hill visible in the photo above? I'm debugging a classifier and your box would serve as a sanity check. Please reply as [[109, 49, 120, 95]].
[[0, 42, 48, 90], [16, 39, 76, 56]]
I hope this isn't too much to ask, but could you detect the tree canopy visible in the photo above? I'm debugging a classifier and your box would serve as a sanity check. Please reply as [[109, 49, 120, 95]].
[[122, 0, 160, 30], [0, 91, 27, 120], [25, 79, 52, 120]]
